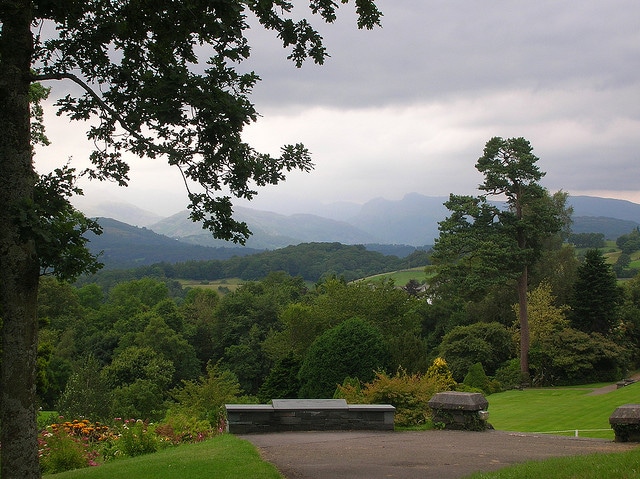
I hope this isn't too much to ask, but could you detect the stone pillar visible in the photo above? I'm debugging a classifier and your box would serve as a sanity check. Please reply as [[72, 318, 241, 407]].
[[609, 404, 640, 442], [428, 392, 490, 431]]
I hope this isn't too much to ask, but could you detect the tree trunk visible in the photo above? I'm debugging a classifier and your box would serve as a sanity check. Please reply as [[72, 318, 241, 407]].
[[517, 265, 530, 385], [0, 2, 42, 478]]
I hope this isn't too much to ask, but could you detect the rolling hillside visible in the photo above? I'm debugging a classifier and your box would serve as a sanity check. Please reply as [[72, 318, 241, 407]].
[[84, 218, 261, 269], [148, 194, 640, 248], [79, 194, 640, 269]]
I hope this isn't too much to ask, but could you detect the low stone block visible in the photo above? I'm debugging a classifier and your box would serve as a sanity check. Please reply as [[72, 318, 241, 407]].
[[428, 392, 489, 431], [610, 404, 640, 442], [428, 392, 488, 411]]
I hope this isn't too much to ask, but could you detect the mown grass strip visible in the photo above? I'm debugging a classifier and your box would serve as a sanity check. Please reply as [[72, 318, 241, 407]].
[[43, 434, 283, 479], [487, 381, 640, 439], [465, 447, 640, 479]]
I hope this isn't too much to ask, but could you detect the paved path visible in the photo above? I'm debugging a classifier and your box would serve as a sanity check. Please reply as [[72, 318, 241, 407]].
[[242, 430, 638, 479]]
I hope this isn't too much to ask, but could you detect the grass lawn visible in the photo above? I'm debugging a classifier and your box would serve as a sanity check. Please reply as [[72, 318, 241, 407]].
[[487, 380, 640, 439], [465, 448, 640, 479], [43, 434, 283, 479], [465, 381, 640, 478], [177, 278, 244, 294], [361, 267, 430, 285]]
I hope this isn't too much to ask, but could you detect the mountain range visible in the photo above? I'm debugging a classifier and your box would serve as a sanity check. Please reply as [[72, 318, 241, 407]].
[[147, 193, 640, 248], [80, 193, 640, 268]]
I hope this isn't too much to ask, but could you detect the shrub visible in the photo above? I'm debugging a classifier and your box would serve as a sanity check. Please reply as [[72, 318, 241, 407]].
[[337, 358, 457, 427], [463, 362, 491, 394], [494, 359, 522, 390], [101, 419, 158, 460], [169, 362, 243, 429], [38, 419, 108, 473], [298, 317, 390, 398], [438, 322, 512, 380], [155, 412, 215, 445], [426, 357, 457, 390], [56, 355, 112, 422], [257, 352, 301, 403], [39, 430, 93, 474]]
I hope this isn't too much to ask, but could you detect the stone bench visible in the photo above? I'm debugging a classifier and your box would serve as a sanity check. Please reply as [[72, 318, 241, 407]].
[[428, 392, 490, 431], [609, 404, 640, 442], [225, 399, 395, 434], [616, 378, 636, 389]]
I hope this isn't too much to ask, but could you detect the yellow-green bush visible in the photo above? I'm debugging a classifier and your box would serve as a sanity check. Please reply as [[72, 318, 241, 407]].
[[336, 358, 456, 427]]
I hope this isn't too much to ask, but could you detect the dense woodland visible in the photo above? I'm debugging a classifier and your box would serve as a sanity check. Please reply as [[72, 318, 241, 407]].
[[75, 242, 431, 290], [34, 228, 640, 424]]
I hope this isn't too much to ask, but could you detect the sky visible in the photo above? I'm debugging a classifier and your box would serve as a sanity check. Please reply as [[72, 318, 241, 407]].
[[36, 0, 640, 218]]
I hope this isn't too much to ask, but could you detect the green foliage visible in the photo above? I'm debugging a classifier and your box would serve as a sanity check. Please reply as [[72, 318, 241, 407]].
[[56, 355, 112, 422], [28, 166, 103, 281], [4, 1, 383, 475], [103, 347, 174, 391], [298, 317, 390, 398], [108, 278, 169, 311], [107, 420, 159, 460], [425, 357, 457, 391], [463, 363, 491, 395], [494, 359, 523, 390], [529, 328, 627, 385], [513, 281, 570, 345], [257, 352, 301, 403], [569, 232, 606, 249], [169, 363, 243, 429], [438, 322, 513, 381], [181, 288, 220, 365], [337, 359, 456, 427], [134, 315, 201, 387], [570, 249, 622, 335], [82, 242, 418, 284], [430, 137, 567, 380], [154, 414, 214, 445], [39, 429, 94, 474], [110, 380, 167, 422], [214, 272, 306, 393], [616, 227, 640, 254]]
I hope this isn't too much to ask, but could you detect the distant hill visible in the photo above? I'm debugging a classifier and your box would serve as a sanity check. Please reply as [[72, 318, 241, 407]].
[[78, 242, 432, 289], [72, 199, 162, 226], [570, 217, 640, 239], [82, 194, 640, 255], [567, 196, 640, 239], [85, 218, 261, 269], [150, 206, 380, 249], [569, 196, 640, 223]]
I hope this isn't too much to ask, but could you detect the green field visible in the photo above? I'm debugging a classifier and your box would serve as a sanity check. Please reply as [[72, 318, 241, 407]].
[[178, 278, 244, 294], [360, 266, 431, 285], [487, 381, 640, 440]]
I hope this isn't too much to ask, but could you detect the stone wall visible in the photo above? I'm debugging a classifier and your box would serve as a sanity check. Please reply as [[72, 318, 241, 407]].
[[226, 399, 395, 434]]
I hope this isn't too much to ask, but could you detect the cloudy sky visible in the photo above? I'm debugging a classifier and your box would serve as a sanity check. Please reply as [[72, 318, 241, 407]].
[[37, 0, 640, 217]]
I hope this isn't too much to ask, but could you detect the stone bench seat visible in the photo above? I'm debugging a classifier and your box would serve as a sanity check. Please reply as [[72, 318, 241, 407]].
[[226, 399, 395, 434]]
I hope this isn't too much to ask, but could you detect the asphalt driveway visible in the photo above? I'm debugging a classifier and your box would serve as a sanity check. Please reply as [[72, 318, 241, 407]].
[[241, 429, 638, 479]]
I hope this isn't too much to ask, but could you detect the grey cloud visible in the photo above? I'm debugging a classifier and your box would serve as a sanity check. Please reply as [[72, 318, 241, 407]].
[[244, 1, 640, 108]]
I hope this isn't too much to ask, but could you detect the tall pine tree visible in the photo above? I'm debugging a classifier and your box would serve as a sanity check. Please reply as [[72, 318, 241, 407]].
[[570, 249, 621, 336]]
